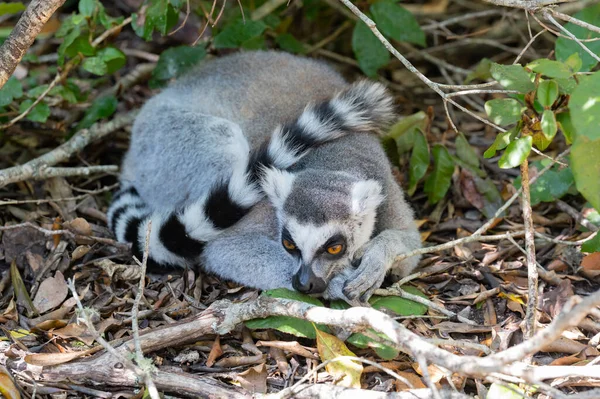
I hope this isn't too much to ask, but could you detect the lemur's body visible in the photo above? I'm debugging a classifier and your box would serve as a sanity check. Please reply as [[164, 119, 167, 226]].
[[109, 51, 421, 303]]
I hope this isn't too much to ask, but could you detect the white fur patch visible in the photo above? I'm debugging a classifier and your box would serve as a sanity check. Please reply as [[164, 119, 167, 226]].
[[351, 180, 384, 218], [268, 127, 302, 168], [107, 191, 146, 230], [114, 206, 150, 242], [141, 214, 190, 267], [261, 168, 296, 210], [180, 201, 220, 241], [286, 217, 340, 264]]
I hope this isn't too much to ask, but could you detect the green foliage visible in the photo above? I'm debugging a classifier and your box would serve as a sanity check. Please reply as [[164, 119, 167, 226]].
[[483, 127, 517, 159], [498, 136, 532, 169], [82, 47, 126, 76], [555, 4, 600, 72], [484, 98, 526, 126], [151, 46, 207, 86], [569, 71, 600, 140], [352, 20, 390, 78], [352, 0, 425, 76], [0, 77, 23, 107], [490, 63, 535, 93], [424, 145, 454, 204], [370, 0, 425, 47], [456, 132, 480, 170], [407, 131, 429, 196], [369, 286, 428, 315], [18, 100, 50, 123], [537, 80, 559, 108], [582, 233, 600, 253], [514, 161, 574, 206], [0, 2, 25, 16], [526, 59, 573, 79], [213, 19, 267, 49], [486, 383, 526, 399], [571, 136, 600, 212], [76, 95, 118, 130], [132, 0, 180, 40], [540, 110, 557, 140], [275, 33, 306, 54]]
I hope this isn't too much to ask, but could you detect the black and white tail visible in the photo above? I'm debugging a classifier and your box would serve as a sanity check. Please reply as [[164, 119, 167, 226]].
[[108, 81, 395, 267]]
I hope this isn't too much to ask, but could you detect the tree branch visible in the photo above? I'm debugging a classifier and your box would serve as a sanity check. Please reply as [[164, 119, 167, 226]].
[[0, 0, 66, 89]]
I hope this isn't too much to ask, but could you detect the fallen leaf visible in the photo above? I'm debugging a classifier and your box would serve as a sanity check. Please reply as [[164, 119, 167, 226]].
[[315, 328, 363, 388], [95, 259, 142, 281], [0, 365, 20, 399], [10, 261, 36, 316], [72, 245, 91, 261], [581, 252, 600, 280], [52, 323, 95, 346], [237, 363, 267, 394], [33, 271, 68, 314], [393, 371, 426, 390], [64, 218, 92, 236], [25, 346, 101, 366], [541, 279, 574, 318]]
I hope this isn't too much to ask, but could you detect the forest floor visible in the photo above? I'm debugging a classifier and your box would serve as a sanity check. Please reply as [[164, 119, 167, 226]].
[[0, 0, 599, 398]]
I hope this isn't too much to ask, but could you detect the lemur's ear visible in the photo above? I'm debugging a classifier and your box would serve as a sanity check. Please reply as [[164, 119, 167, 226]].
[[351, 180, 384, 218], [261, 168, 296, 210]]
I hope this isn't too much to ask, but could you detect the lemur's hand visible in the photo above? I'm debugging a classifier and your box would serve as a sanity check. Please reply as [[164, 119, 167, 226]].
[[341, 240, 389, 303]]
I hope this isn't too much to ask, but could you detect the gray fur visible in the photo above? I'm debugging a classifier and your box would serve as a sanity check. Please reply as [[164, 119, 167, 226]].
[[113, 51, 421, 303]]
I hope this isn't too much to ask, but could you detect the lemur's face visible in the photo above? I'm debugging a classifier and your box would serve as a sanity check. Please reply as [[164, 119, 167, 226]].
[[262, 169, 384, 294]]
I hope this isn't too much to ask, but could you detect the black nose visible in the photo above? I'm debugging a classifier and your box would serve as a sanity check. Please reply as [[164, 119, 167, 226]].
[[292, 265, 327, 294]]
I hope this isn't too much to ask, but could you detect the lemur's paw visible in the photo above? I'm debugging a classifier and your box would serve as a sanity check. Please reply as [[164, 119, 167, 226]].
[[342, 247, 387, 303]]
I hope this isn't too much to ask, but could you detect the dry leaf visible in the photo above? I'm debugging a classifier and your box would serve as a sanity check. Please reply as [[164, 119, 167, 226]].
[[393, 371, 426, 391], [72, 245, 91, 261], [95, 259, 142, 281], [315, 328, 363, 388], [581, 253, 600, 280], [237, 363, 267, 394], [25, 347, 101, 366], [33, 271, 68, 314], [64, 218, 92, 236], [0, 365, 20, 399], [52, 323, 95, 346]]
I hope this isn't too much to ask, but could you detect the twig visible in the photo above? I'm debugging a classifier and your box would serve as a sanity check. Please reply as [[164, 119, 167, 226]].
[[520, 159, 538, 346], [251, 0, 288, 21], [168, 0, 190, 35], [0, 183, 118, 206], [0, 111, 137, 188], [0, 0, 66, 89], [20, 165, 118, 180], [480, 0, 575, 9], [91, 16, 133, 47], [543, 10, 600, 63], [550, 9, 600, 35]]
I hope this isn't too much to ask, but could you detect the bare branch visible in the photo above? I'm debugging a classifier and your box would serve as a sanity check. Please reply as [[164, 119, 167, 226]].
[[0, 0, 66, 89], [480, 0, 575, 10]]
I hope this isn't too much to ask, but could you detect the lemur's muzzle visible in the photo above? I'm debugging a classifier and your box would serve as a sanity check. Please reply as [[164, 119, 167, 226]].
[[292, 264, 327, 294]]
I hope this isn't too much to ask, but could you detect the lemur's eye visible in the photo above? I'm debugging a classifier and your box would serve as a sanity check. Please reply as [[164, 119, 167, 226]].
[[283, 239, 297, 251], [327, 244, 343, 255]]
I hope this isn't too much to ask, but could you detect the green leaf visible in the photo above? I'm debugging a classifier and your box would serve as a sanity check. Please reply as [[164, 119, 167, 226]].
[[131, 12, 152, 41], [571, 136, 600, 211], [352, 20, 390, 78], [424, 145, 454, 204], [79, 0, 98, 17], [369, 286, 428, 316], [526, 59, 573, 79], [245, 316, 318, 338], [347, 332, 399, 360], [18, 100, 50, 123], [514, 161, 574, 206], [555, 76, 577, 95], [556, 112, 576, 144], [147, 0, 179, 35], [370, 0, 425, 46], [82, 57, 107, 75], [263, 288, 324, 307], [465, 58, 492, 84], [537, 80, 559, 108], [408, 131, 429, 196], [498, 136, 532, 169], [0, 77, 23, 107], [541, 110, 558, 140], [0, 2, 25, 16], [564, 52, 583, 73], [76, 95, 117, 130], [484, 98, 525, 126], [483, 126, 518, 158], [569, 71, 600, 140], [152, 45, 206, 83], [275, 33, 306, 54], [58, 27, 95, 65], [490, 63, 535, 93], [555, 4, 600, 72], [474, 176, 503, 219], [245, 288, 325, 339], [486, 382, 526, 399], [213, 20, 267, 49], [456, 132, 479, 169], [82, 47, 125, 76], [582, 232, 600, 253]]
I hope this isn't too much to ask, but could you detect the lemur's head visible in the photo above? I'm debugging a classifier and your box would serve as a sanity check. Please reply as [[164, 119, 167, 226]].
[[262, 168, 384, 295]]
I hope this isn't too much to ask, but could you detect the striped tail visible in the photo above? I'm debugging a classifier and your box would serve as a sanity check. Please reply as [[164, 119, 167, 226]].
[[108, 81, 396, 268]]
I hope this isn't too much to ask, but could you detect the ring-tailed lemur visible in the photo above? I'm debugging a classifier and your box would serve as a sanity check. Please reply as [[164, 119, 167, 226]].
[[108, 51, 421, 303]]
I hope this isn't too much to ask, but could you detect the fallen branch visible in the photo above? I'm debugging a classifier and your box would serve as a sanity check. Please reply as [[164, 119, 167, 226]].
[[0, 111, 137, 188], [480, 0, 575, 9], [0, 0, 66, 89], [36, 290, 600, 396]]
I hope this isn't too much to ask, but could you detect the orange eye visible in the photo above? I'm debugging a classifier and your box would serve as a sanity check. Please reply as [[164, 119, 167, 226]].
[[283, 239, 297, 250], [327, 244, 343, 255]]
